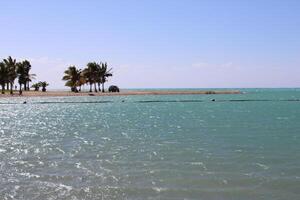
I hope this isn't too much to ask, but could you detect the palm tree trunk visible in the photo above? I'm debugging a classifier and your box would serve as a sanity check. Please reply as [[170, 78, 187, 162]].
[[1, 84, 5, 94], [98, 83, 100, 91], [19, 83, 22, 93], [10, 82, 13, 95], [94, 83, 97, 92], [6, 83, 9, 91], [89, 83, 92, 92], [102, 82, 105, 93], [27, 81, 30, 91]]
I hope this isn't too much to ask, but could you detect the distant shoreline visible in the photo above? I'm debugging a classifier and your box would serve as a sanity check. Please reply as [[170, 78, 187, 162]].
[[0, 90, 241, 98]]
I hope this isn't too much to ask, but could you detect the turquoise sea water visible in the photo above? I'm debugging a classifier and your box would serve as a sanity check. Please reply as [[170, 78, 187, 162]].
[[0, 89, 300, 200]]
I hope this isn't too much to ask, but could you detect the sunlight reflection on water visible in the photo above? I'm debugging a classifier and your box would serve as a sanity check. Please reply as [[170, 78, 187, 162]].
[[0, 90, 300, 199]]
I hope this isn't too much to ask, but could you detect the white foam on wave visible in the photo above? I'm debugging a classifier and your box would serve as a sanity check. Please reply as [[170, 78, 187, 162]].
[[19, 172, 40, 178], [84, 187, 90, 193], [256, 163, 270, 170], [190, 162, 207, 170], [111, 175, 119, 182], [222, 179, 228, 184], [121, 132, 129, 138], [153, 187, 167, 193], [34, 148, 40, 154], [56, 147, 65, 154], [0, 148, 6, 153], [101, 137, 111, 141], [58, 183, 73, 192], [36, 181, 73, 196], [276, 117, 289, 120]]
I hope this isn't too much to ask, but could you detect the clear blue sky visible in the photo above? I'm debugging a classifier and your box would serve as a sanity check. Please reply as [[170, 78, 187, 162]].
[[1, 0, 300, 88]]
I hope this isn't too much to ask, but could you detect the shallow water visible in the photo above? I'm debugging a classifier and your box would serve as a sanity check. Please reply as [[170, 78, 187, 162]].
[[0, 89, 300, 199]]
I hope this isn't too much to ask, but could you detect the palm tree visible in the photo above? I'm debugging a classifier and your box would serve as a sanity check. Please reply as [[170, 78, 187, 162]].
[[16, 62, 27, 93], [3, 56, 17, 94], [31, 83, 40, 91], [100, 62, 112, 93], [17, 60, 36, 93], [62, 61, 113, 93], [62, 66, 81, 92], [91, 62, 99, 92], [95, 63, 105, 91], [40, 81, 49, 92], [22, 60, 35, 90], [78, 74, 86, 92], [0, 62, 9, 94], [83, 62, 98, 92], [82, 67, 92, 92]]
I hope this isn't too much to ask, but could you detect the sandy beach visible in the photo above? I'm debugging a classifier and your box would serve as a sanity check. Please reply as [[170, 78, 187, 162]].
[[0, 90, 241, 97]]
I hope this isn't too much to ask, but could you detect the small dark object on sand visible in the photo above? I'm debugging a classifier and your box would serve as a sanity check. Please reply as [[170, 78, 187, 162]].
[[211, 99, 215, 102], [23, 101, 27, 104], [88, 93, 95, 96]]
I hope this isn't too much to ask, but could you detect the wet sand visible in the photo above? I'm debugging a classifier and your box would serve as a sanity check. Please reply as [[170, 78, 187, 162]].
[[0, 90, 241, 97]]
